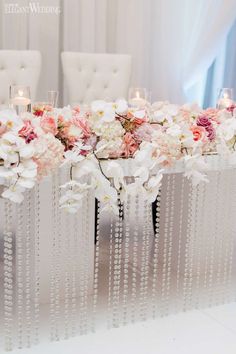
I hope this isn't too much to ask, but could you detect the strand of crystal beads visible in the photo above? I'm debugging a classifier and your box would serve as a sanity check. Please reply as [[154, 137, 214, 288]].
[[25, 191, 32, 348], [224, 170, 234, 303], [79, 198, 86, 334], [142, 202, 151, 321], [227, 170, 236, 302], [71, 211, 78, 337], [164, 174, 175, 316], [130, 194, 139, 323], [107, 213, 114, 329], [122, 194, 131, 326], [183, 179, 193, 312], [92, 200, 100, 332], [194, 182, 204, 309], [54, 171, 62, 340], [215, 172, 224, 305], [16, 202, 24, 349], [34, 184, 40, 344], [80, 191, 90, 335], [160, 175, 171, 316], [186, 181, 197, 311], [208, 172, 220, 307], [151, 191, 161, 319], [139, 199, 148, 321], [112, 198, 123, 328], [50, 172, 57, 341], [175, 177, 184, 307], [64, 212, 72, 339], [3, 200, 13, 351], [220, 171, 230, 304]]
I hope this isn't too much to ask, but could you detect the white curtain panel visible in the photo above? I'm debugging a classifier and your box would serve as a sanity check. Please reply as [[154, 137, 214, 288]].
[[0, 0, 235, 105]]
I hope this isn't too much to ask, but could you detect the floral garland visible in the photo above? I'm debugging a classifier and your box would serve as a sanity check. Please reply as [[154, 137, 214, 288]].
[[0, 99, 236, 214]]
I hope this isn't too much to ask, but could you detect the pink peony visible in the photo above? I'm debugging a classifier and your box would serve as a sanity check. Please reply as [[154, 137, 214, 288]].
[[40, 116, 58, 135], [120, 132, 139, 158]]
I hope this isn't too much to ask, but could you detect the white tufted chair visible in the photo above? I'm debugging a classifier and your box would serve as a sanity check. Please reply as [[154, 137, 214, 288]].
[[61, 52, 132, 105], [0, 50, 41, 108]]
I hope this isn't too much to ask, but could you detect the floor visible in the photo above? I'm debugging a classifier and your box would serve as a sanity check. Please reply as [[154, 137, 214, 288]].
[[10, 302, 236, 354]]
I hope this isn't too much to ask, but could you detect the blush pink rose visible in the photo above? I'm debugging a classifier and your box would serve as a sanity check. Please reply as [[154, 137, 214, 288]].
[[121, 132, 139, 158], [191, 126, 206, 142], [40, 116, 58, 135]]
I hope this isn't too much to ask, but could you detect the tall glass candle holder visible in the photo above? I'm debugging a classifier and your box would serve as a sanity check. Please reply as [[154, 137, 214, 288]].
[[48, 91, 58, 108], [217, 88, 234, 109], [9, 85, 31, 115]]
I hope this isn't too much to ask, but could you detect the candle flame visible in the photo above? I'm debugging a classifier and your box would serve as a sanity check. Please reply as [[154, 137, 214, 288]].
[[18, 90, 24, 97], [136, 91, 140, 99]]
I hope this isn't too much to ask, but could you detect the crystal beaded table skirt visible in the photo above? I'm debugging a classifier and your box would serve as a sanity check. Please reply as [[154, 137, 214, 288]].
[[0, 158, 236, 351]]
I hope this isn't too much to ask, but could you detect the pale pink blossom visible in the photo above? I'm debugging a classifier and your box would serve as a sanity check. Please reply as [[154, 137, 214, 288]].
[[40, 116, 58, 135]]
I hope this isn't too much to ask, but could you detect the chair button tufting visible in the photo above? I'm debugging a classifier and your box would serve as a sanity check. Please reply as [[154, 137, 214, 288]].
[[113, 69, 117, 73], [20, 65, 25, 70], [94, 68, 97, 73]]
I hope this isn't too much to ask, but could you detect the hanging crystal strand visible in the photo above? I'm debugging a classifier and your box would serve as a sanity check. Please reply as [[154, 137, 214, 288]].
[[175, 176, 184, 309], [215, 171, 224, 305], [194, 182, 204, 309], [33, 184, 40, 345], [207, 172, 220, 307], [71, 208, 78, 337], [64, 212, 72, 339], [139, 198, 148, 321], [107, 211, 114, 329], [54, 170, 62, 341], [160, 175, 171, 316], [130, 194, 139, 323], [16, 202, 24, 349], [50, 172, 59, 341], [186, 180, 198, 311], [182, 179, 193, 312], [151, 190, 161, 319], [163, 174, 175, 316], [122, 193, 131, 326], [226, 170, 236, 302], [111, 197, 123, 328], [25, 191, 32, 348], [3, 200, 14, 351], [143, 202, 152, 321], [79, 191, 90, 335], [224, 170, 235, 303], [92, 200, 100, 332]]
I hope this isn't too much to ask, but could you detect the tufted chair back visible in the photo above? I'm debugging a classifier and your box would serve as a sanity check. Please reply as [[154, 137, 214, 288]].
[[0, 50, 41, 108], [61, 52, 132, 105]]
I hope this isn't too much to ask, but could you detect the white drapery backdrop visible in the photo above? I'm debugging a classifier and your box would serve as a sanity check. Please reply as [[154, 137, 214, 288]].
[[0, 0, 235, 106]]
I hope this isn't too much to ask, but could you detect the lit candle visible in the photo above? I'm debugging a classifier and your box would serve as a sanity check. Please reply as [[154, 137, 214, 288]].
[[129, 90, 146, 108], [11, 89, 31, 106]]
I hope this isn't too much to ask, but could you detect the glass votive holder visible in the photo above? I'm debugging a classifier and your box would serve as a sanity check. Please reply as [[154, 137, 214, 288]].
[[9, 85, 31, 115], [128, 87, 148, 108], [217, 88, 234, 109], [47, 90, 58, 108]]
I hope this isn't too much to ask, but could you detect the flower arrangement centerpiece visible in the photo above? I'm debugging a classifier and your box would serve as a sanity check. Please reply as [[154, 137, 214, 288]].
[[0, 99, 236, 213]]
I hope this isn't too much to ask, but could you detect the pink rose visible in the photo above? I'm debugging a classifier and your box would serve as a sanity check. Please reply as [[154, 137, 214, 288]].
[[19, 120, 37, 143], [191, 126, 206, 142], [40, 116, 58, 135], [206, 125, 215, 141], [197, 115, 211, 127], [121, 132, 139, 158]]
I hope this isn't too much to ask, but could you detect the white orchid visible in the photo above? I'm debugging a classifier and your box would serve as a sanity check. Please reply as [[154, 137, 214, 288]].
[[59, 189, 83, 213], [2, 185, 25, 204], [0, 109, 23, 131], [217, 117, 236, 142], [114, 98, 128, 115], [91, 100, 116, 123], [184, 154, 209, 186], [152, 102, 179, 124], [102, 160, 125, 190], [166, 123, 182, 137], [144, 173, 163, 202]]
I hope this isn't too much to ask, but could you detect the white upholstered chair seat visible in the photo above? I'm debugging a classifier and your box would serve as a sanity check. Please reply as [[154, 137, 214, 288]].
[[0, 50, 41, 108], [61, 52, 131, 105]]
